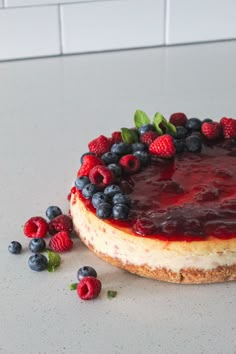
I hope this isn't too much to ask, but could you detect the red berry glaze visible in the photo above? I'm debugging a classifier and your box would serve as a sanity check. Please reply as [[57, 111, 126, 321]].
[[77, 276, 102, 300], [119, 154, 141, 174], [169, 112, 187, 127], [149, 135, 176, 158], [140, 131, 158, 146], [220, 117, 236, 139], [133, 217, 157, 235], [49, 231, 73, 252], [89, 165, 115, 187], [77, 155, 104, 177], [201, 122, 221, 140], [48, 214, 73, 235], [24, 216, 48, 238], [88, 135, 111, 156]]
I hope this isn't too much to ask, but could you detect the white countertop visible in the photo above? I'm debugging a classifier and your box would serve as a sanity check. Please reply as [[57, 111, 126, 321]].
[[1, 41, 236, 354]]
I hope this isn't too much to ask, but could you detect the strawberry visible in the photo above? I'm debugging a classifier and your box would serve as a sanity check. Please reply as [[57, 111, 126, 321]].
[[77, 155, 104, 177], [169, 112, 187, 127], [48, 214, 73, 235], [77, 276, 102, 300], [89, 165, 115, 188], [111, 131, 122, 144], [49, 231, 73, 252], [149, 134, 176, 158], [88, 135, 111, 156], [24, 216, 48, 238], [140, 131, 158, 145], [220, 117, 236, 139], [119, 154, 141, 174], [201, 122, 221, 140]]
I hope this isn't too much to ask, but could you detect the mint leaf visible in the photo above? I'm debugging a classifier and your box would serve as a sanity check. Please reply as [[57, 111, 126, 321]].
[[153, 112, 176, 135], [121, 128, 136, 144], [130, 129, 139, 143], [166, 121, 177, 134], [46, 250, 61, 272], [134, 110, 150, 128], [107, 290, 117, 299], [69, 283, 78, 290]]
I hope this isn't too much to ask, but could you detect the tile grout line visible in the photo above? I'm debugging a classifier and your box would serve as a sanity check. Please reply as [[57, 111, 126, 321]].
[[58, 5, 64, 55]]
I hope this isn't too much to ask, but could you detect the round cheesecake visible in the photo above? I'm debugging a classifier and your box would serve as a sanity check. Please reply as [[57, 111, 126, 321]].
[[70, 113, 236, 284]]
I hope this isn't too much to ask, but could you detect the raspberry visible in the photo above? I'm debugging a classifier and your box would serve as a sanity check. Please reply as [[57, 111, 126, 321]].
[[88, 135, 111, 156], [77, 276, 102, 300], [119, 154, 141, 174], [48, 214, 73, 235], [133, 217, 156, 235], [140, 131, 158, 146], [111, 131, 122, 144], [149, 134, 176, 158], [89, 165, 115, 188], [49, 231, 73, 252], [24, 216, 48, 238], [169, 112, 187, 127], [77, 155, 104, 177], [220, 117, 236, 139], [201, 122, 221, 140]]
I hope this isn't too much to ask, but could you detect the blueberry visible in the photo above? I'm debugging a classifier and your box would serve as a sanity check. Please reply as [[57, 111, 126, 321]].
[[174, 126, 188, 139], [96, 202, 112, 219], [29, 238, 46, 253], [28, 253, 48, 271], [75, 176, 90, 190], [80, 152, 96, 164], [186, 118, 202, 132], [8, 241, 22, 254], [92, 192, 109, 208], [107, 164, 122, 178], [138, 124, 156, 135], [112, 203, 130, 220], [77, 266, 97, 281], [174, 139, 186, 153], [186, 136, 202, 153], [133, 151, 150, 166], [112, 193, 131, 207], [46, 206, 62, 220], [82, 183, 99, 199], [111, 142, 132, 156], [101, 152, 119, 165], [104, 184, 121, 197], [202, 118, 213, 124], [131, 143, 148, 153]]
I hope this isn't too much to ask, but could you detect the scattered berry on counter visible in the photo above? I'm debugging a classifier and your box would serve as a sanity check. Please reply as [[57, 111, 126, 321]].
[[77, 155, 104, 177], [186, 117, 202, 132], [48, 214, 73, 235], [23, 216, 48, 238], [28, 253, 48, 271], [101, 152, 119, 165], [119, 154, 141, 174], [111, 142, 132, 156], [8, 241, 22, 254], [96, 202, 112, 219], [104, 184, 121, 197], [29, 238, 46, 253], [140, 131, 158, 145], [46, 206, 62, 220], [201, 122, 221, 140], [77, 266, 98, 281], [82, 183, 99, 199], [88, 135, 111, 156], [75, 176, 90, 190], [112, 203, 130, 220], [49, 231, 73, 252], [220, 117, 236, 139], [89, 165, 115, 187], [92, 192, 110, 209], [186, 135, 202, 153], [169, 112, 187, 127], [149, 134, 176, 158], [77, 276, 102, 300]]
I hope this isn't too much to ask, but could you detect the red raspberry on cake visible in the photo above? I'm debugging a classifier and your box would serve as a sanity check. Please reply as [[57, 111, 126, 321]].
[[49, 231, 73, 252], [169, 112, 187, 127], [201, 122, 221, 140], [88, 135, 111, 156], [119, 154, 141, 174], [77, 276, 102, 300], [140, 131, 158, 145], [89, 165, 115, 188], [111, 131, 122, 144], [220, 117, 236, 139], [77, 155, 104, 177], [48, 214, 73, 235], [149, 134, 176, 158], [24, 216, 48, 238]]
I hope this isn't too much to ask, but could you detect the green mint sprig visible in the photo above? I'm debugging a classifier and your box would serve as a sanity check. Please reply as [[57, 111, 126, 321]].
[[46, 250, 61, 272], [107, 290, 117, 299], [121, 128, 139, 144], [134, 110, 151, 128], [69, 283, 78, 290]]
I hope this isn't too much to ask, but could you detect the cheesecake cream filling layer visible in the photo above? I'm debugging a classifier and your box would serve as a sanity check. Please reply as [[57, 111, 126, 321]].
[[71, 195, 236, 273]]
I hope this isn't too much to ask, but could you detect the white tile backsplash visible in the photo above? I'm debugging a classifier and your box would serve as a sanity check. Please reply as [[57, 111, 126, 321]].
[[166, 0, 236, 45], [0, 6, 60, 61], [61, 0, 165, 54]]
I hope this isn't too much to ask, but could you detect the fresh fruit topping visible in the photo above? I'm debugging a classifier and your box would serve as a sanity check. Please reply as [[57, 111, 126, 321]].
[[138, 124, 156, 135], [121, 128, 139, 144], [140, 131, 159, 145], [77, 276, 102, 300], [46, 250, 61, 272], [49, 231, 73, 252], [149, 135, 176, 158], [88, 135, 111, 156], [220, 117, 236, 139], [107, 290, 117, 299], [202, 118, 213, 124], [174, 139, 186, 153], [119, 154, 141, 174], [133, 151, 151, 166], [82, 183, 99, 199], [101, 152, 119, 165], [29, 238, 46, 253], [111, 142, 132, 156], [77, 266, 97, 281], [186, 117, 202, 131], [75, 176, 90, 190], [133, 217, 157, 235], [153, 112, 176, 135], [186, 135, 202, 152], [131, 142, 148, 153], [173, 126, 188, 139], [96, 202, 112, 219], [112, 193, 131, 206], [77, 155, 104, 177], [46, 206, 62, 220], [104, 184, 121, 197], [92, 192, 110, 209], [134, 110, 151, 128], [107, 163, 122, 178], [169, 112, 187, 127], [48, 214, 73, 235], [80, 152, 96, 164], [201, 122, 221, 140], [112, 203, 130, 220], [24, 216, 48, 238], [111, 131, 122, 144], [89, 165, 115, 187], [28, 253, 48, 271], [8, 241, 22, 254]]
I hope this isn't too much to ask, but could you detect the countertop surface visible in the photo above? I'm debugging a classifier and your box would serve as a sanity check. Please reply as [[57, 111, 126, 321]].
[[1, 41, 236, 354]]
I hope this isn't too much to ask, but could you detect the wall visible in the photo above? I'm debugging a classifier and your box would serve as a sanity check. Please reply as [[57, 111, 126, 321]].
[[0, 0, 236, 61]]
